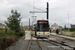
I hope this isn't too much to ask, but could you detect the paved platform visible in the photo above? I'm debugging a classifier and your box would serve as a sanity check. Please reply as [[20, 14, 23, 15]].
[[24, 31, 49, 40], [24, 31, 38, 40], [24, 31, 31, 40], [50, 33, 75, 41], [32, 37, 37, 40]]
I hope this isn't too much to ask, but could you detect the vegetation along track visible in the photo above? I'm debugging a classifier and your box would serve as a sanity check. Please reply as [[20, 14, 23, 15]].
[[27, 36, 43, 50]]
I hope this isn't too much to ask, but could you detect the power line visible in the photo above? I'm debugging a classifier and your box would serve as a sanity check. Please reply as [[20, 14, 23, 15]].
[[40, 3, 46, 8], [33, 0, 35, 15], [38, 0, 50, 10], [48, 0, 50, 2], [34, 7, 46, 11]]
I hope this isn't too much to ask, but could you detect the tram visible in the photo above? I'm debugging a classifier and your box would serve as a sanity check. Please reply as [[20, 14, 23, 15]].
[[31, 20, 50, 37]]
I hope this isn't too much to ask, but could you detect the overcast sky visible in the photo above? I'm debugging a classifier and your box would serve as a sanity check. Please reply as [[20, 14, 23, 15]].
[[0, 0, 75, 27]]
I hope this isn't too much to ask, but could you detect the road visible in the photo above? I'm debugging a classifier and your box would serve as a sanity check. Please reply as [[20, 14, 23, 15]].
[[6, 31, 75, 50]]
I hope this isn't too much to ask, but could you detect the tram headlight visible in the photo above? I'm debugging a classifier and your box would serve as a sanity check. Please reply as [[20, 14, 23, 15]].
[[38, 35, 40, 37], [48, 35, 49, 37]]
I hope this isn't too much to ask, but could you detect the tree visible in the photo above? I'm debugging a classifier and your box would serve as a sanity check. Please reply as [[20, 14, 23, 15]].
[[64, 25, 66, 31], [5, 10, 21, 32]]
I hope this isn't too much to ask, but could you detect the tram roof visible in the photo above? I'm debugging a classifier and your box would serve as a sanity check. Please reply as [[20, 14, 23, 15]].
[[37, 20, 48, 21]]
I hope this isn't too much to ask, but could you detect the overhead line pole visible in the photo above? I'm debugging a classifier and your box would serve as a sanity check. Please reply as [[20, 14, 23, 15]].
[[68, 14, 69, 31], [29, 18, 30, 30], [47, 2, 49, 20], [30, 2, 49, 20]]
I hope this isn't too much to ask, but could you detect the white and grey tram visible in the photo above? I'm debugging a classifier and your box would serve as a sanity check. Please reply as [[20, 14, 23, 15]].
[[31, 20, 50, 37]]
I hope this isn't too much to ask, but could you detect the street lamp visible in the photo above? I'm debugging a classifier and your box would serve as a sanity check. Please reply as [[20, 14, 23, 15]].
[[68, 14, 69, 31]]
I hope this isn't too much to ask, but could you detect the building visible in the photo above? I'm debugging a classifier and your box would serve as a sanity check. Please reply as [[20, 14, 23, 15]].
[[0, 23, 5, 29], [71, 24, 75, 28], [51, 23, 59, 30]]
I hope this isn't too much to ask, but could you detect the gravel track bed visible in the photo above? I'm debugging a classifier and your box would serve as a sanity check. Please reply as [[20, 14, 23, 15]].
[[30, 40, 41, 50]]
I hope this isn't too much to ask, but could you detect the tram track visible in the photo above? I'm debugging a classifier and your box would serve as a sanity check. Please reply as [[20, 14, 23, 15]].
[[49, 39, 75, 49], [37, 39, 43, 50], [27, 36, 43, 50], [27, 35, 75, 50], [27, 36, 32, 50], [42, 39, 75, 50]]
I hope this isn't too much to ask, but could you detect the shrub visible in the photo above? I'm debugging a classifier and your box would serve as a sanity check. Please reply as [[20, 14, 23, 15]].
[[6, 36, 16, 46], [6, 30, 15, 36], [0, 36, 16, 50], [62, 28, 65, 31], [0, 29, 25, 50], [70, 28, 75, 31], [5, 28, 7, 34], [0, 28, 3, 30], [15, 29, 25, 37]]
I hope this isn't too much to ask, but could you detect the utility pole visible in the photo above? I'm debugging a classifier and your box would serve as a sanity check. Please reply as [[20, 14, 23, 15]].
[[21, 22, 23, 29], [68, 14, 69, 31], [47, 2, 49, 20], [29, 18, 30, 30]]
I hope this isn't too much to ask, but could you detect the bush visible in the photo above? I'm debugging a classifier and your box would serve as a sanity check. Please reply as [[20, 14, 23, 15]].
[[0, 28, 3, 30], [6, 36, 16, 46], [0, 36, 16, 50], [62, 28, 65, 31], [0, 29, 25, 50], [70, 28, 75, 31], [15, 29, 25, 37], [6, 30, 15, 36]]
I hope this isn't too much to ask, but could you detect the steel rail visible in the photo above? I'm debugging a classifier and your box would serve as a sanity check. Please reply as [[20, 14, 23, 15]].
[[42, 39, 68, 50], [27, 36, 32, 50], [37, 39, 44, 50], [49, 39, 75, 50], [42, 39, 75, 50], [42, 39, 59, 46]]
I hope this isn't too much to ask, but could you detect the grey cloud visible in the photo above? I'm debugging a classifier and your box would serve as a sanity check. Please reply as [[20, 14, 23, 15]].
[[0, 0, 75, 27]]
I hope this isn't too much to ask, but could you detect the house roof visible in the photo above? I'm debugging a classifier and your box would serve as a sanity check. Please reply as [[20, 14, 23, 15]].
[[51, 23, 59, 28], [0, 23, 5, 26]]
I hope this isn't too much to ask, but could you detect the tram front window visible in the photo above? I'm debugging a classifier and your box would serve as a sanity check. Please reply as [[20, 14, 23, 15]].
[[37, 21, 49, 31]]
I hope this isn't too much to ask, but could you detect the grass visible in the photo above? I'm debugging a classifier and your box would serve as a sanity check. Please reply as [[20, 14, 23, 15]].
[[51, 31, 56, 33], [62, 32, 75, 37], [0, 29, 25, 50], [51, 30, 75, 37]]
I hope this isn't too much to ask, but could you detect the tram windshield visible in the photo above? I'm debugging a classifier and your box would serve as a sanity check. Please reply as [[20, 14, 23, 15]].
[[37, 21, 49, 31]]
